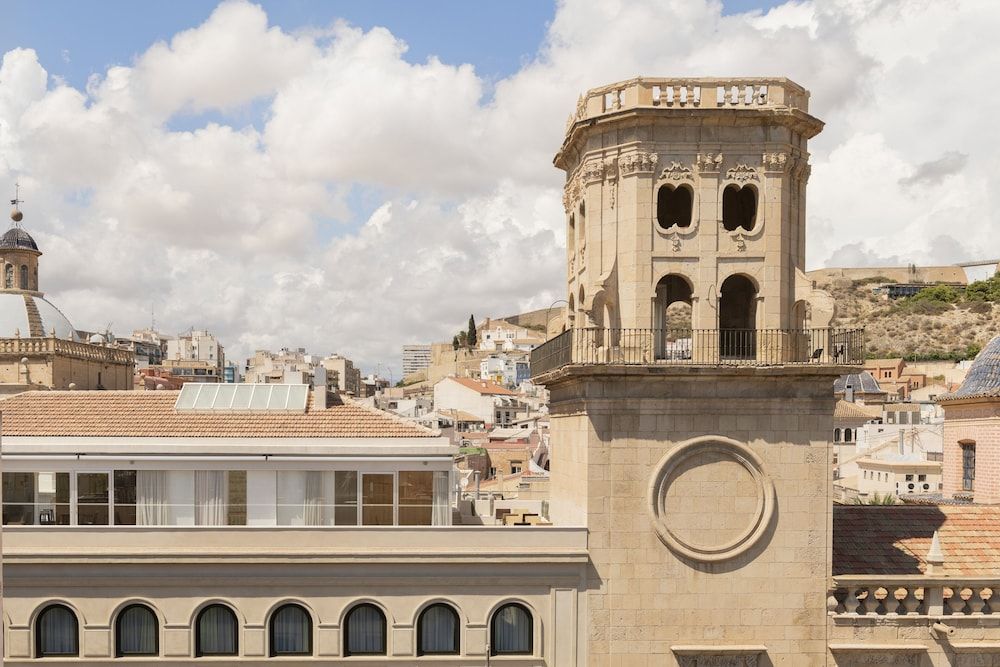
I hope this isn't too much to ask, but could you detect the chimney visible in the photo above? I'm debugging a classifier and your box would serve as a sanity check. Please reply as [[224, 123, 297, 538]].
[[845, 384, 855, 403], [313, 383, 327, 410]]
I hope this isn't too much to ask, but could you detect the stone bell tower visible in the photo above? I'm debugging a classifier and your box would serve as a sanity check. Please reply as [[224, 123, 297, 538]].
[[556, 78, 833, 338], [535, 78, 862, 667]]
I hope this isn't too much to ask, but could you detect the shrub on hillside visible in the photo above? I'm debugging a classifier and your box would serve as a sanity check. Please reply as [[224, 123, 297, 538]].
[[966, 275, 1000, 302]]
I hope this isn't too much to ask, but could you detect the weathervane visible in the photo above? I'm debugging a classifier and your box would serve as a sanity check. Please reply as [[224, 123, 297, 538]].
[[10, 181, 24, 225]]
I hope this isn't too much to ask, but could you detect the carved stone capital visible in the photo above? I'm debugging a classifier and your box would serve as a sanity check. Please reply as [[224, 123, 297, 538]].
[[582, 159, 604, 183], [761, 152, 788, 172], [696, 152, 723, 174]]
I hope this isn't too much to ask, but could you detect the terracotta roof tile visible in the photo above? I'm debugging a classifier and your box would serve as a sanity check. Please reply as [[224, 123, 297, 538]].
[[446, 377, 517, 396], [833, 505, 1000, 576], [0, 391, 438, 438]]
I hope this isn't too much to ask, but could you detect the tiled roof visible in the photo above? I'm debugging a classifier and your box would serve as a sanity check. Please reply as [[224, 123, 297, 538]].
[[834, 371, 884, 395], [834, 400, 880, 422], [833, 505, 1000, 576], [0, 391, 437, 438], [446, 377, 517, 396], [939, 335, 1000, 402]]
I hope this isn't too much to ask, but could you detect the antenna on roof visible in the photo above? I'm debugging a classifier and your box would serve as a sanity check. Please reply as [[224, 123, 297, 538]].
[[10, 181, 24, 226]]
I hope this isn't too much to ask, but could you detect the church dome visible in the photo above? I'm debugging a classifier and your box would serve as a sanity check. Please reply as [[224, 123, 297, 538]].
[[942, 335, 1000, 401], [0, 293, 77, 341], [0, 227, 39, 252]]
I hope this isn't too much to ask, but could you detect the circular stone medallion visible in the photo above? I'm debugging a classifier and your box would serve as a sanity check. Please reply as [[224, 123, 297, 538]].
[[647, 436, 775, 562]]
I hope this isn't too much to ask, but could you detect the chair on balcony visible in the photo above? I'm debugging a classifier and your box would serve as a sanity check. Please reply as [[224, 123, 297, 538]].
[[810, 348, 824, 363]]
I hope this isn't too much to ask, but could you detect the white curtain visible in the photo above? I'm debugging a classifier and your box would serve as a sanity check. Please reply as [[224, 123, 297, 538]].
[[272, 604, 310, 655], [137, 471, 168, 526], [197, 605, 237, 655], [492, 605, 531, 655], [432, 471, 450, 526], [195, 471, 227, 526], [346, 605, 385, 655], [419, 605, 457, 654], [117, 605, 157, 655], [277, 471, 305, 525], [303, 471, 328, 526], [38, 606, 78, 656]]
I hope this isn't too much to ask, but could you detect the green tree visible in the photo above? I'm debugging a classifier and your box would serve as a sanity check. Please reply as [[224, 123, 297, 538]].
[[452, 335, 460, 350], [467, 314, 478, 347], [966, 275, 1000, 302]]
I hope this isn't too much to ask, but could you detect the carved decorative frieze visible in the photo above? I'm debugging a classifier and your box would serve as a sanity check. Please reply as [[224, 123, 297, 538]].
[[659, 160, 694, 181], [761, 152, 788, 172], [603, 156, 619, 181], [696, 153, 723, 173], [677, 656, 759, 667], [725, 164, 759, 182], [620, 152, 659, 175], [667, 231, 682, 252]]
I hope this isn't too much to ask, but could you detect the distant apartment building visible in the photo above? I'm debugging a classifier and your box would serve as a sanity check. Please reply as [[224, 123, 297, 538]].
[[162, 330, 225, 383], [433, 376, 523, 427], [479, 353, 530, 388], [116, 328, 168, 369], [223, 361, 240, 383], [323, 354, 362, 396], [401, 344, 431, 377]]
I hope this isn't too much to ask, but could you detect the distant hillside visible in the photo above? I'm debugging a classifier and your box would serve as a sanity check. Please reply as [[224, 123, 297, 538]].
[[824, 274, 1000, 360]]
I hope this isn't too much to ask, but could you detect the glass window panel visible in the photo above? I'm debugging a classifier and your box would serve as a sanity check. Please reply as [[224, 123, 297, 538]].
[[419, 604, 459, 655], [362, 474, 394, 526], [334, 471, 358, 526], [232, 384, 254, 409], [227, 471, 247, 526], [116, 605, 158, 656], [271, 604, 311, 656], [3, 472, 34, 525], [269, 384, 290, 409], [212, 384, 236, 409], [287, 384, 309, 410], [192, 384, 219, 409], [197, 605, 238, 656], [174, 384, 199, 410], [37, 605, 79, 657], [114, 470, 137, 525], [77, 472, 110, 525], [249, 385, 271, 409], [491, 604, 532, 655], [398, 471, 433, 526], [345, 604, 386, 655]]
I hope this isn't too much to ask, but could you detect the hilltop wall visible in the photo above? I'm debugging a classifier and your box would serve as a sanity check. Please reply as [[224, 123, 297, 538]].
[[808, 265, 968, 287]]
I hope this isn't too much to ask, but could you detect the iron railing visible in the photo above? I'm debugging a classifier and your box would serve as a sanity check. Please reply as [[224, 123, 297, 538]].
[[530, 328, 864, 377]]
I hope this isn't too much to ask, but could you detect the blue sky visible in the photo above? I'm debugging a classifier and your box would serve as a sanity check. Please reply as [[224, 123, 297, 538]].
[[3, 0, 783, 92]]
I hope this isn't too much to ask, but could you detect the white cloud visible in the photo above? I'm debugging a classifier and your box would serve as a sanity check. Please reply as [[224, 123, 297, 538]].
[[0, 0, 997, 374]]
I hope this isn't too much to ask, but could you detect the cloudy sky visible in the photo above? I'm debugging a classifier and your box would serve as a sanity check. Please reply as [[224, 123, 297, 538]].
[[1, 0, 996, 376]]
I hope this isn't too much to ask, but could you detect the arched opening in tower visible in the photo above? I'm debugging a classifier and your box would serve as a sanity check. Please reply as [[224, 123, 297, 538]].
[[719, 274, 757, 359], [722, 184, 757, 232], [656, 184, 693, 229], [654, 274, 693, 360]]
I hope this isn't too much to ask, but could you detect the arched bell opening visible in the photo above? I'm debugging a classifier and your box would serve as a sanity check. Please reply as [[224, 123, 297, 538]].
[[654, 275, 693, 360], [719, 274, 757, 359], [722, 184, 757, 232]]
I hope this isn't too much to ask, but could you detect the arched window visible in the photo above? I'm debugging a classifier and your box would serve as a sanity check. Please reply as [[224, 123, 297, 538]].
[[270, 604, 312, 656], [19, 264, 28, 289], [656, 184, 693, 229], [418, 604, 460, 656], [116, 604, 158, 657], [845, 428, 853, 442], [490, 603, 532, 656], [36, 604, 79, 657], [834, 428, 841, 443], [344, 603, 386, 656], [719, 275, 758, 359], [195, 604, 238, 657], [4, 264, 12, 289], [722, 184, 757, 232]]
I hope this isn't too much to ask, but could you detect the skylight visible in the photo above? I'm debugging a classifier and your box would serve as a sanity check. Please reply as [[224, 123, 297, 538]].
[[174, 383, 309, 412]]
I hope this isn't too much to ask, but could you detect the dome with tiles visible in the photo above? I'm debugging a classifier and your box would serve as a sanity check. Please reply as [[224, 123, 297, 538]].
[[941, 336, 1000, 401], [0, 292, 78, 341]]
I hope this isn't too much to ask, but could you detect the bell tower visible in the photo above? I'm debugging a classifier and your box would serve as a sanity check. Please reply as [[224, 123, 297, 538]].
[[536, 79, 862, 667], [2, 185, 42, 295], [556, 78, 833, 342]]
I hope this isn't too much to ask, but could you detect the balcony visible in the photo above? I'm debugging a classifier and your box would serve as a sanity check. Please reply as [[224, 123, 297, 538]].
[[530, 328, 865, 378]]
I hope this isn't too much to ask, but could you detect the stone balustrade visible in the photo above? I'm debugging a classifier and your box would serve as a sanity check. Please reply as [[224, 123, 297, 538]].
[[0, 336, 133, 365], [830, 576, 1000, 617], [565, 77, 811, 130]]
